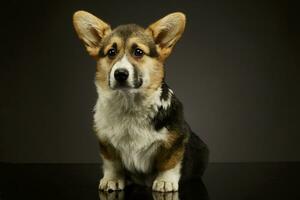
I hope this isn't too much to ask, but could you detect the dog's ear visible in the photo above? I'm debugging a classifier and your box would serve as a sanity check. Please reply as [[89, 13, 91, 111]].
[[146, 12, 186, 60], [73, 11, 111, 57]]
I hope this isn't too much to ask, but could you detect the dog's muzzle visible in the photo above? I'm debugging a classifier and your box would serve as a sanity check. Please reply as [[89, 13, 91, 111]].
[[112, 69, 143, 89], [109, 55, 143, 90]]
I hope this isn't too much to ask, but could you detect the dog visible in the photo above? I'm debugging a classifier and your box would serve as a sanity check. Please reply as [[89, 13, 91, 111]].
[[73, 11, 209, 192]]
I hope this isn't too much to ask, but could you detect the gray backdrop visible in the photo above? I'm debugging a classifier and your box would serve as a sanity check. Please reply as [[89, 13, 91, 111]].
[[0, 0, 299, 163]]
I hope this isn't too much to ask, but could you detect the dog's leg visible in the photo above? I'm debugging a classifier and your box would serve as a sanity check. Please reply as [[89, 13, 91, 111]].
[[152, 161, 182, 192], [99, 158, 125, 191], [152, 138, 184, 192], [98, 141, 125, 191]]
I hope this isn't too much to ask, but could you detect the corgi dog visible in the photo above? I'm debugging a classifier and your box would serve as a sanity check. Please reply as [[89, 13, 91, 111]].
[[73, 11, 209, 192]]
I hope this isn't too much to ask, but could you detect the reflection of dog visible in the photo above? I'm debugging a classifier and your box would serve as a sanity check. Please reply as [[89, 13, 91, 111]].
[[73, 11, 209, 192], [98, 179, 209, 200], [152, 192, 179, 200], [99, 191, 125, 200], [99, 190, 179, 200]]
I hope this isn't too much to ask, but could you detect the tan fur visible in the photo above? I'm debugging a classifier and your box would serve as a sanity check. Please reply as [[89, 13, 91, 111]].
[[98, 139, 117, 160], [148, 60, 164, 91], [157, 146, 184, 171], [155, 132, 185, 171], [102, 37, 123, 56], [124, 38, 164, 92], [73, 11, 186, 92], [73, 11, 111, 57], [95, 60, 109, 90], [126, 37, 152, 55], [146, 12, 186, 61], [73, 11, 187, 188], [95, 35, 165, 92], [95, 36, 124, 90]]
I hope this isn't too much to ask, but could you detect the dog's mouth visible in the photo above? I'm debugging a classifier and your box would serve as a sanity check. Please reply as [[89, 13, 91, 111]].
[[133, 78, 143, 88], [110, 77, 143, 90]]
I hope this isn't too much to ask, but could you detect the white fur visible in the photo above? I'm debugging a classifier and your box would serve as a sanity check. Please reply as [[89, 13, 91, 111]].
[[150, 86, 173, 111], [152, 161, 182, 192], [94, 85, 172, 173], [109, 55, 135, 88], [161, 89, 173, 109], [94, 70, 174, 187], [99, 159, 125, 191]]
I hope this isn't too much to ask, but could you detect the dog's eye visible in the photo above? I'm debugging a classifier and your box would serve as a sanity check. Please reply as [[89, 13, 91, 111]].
[[133, 48, 144, 58], [107, 48, 117, 58]]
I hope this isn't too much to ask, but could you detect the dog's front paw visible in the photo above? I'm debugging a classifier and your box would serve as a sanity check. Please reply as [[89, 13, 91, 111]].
[[99, 177, 125, 191], [152, 180, 179, 192]]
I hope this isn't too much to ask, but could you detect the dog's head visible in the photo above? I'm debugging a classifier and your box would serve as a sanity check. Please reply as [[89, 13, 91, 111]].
[[73, 11, 185, 93]]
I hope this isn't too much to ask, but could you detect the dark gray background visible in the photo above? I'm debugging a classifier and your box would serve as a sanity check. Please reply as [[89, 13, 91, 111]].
[[0, 0, 299, 163]]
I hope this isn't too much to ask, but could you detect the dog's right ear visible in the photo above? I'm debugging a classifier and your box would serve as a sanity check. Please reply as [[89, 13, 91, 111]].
[[73, 11, 111, 57]]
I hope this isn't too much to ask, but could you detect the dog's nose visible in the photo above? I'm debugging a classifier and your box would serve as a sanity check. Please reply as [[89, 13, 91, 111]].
[[114, 68, 129, 82]]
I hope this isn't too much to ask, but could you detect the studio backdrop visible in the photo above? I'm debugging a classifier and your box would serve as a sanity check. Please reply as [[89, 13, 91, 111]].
[[0, 0, 299, 163]]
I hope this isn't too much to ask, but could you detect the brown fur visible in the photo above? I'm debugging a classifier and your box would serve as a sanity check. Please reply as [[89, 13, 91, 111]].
[[157, 146, 184, 171], [95, 33, 164, 92], [95, 36, 124, 90], [146, 12, 186, 61], [98, 139, 117, 160], [73, 11, 111, 57], [73, 10, 187, 176], [73, 12, 186, 93], [155, 132, 185, 171], [147, 60, 164, 91]]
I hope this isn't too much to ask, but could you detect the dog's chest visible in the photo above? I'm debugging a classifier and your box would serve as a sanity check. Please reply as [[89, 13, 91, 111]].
[[94, 104, 167, 174]]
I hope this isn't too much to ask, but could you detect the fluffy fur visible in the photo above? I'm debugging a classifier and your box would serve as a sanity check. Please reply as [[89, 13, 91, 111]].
[[73, 10, 209, 192]]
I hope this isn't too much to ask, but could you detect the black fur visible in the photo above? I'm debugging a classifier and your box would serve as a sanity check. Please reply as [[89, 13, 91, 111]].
[[130, 43, 158, 57], [152, 82, 185, 133], [132, 64, 143, 88], [99, 24, 158, 58], [98, 47, 105, 57], [151, 83, 209, 180], [181, 127, 209, 181], [114, 24, 141, 41], [160, 82, 169, 101]]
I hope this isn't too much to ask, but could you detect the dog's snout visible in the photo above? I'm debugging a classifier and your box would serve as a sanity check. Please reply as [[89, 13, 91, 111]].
[[114, 68, 129, 82]]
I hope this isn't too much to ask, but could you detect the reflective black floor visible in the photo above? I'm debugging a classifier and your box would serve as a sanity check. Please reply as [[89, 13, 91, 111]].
[[0, 163, 299, 200]]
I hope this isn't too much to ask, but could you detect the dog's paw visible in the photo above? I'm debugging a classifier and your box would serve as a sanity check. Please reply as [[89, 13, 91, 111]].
[[152, 180, 179, 192], [99, 177, 125, 191]]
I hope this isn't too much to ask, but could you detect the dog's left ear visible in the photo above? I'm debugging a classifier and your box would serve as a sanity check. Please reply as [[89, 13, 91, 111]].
[[146, 12, 186, 60], [73, 11, 111, 57]]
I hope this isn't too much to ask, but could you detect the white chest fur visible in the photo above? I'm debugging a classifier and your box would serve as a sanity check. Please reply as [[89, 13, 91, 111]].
[[93, 89, 169, 174]]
